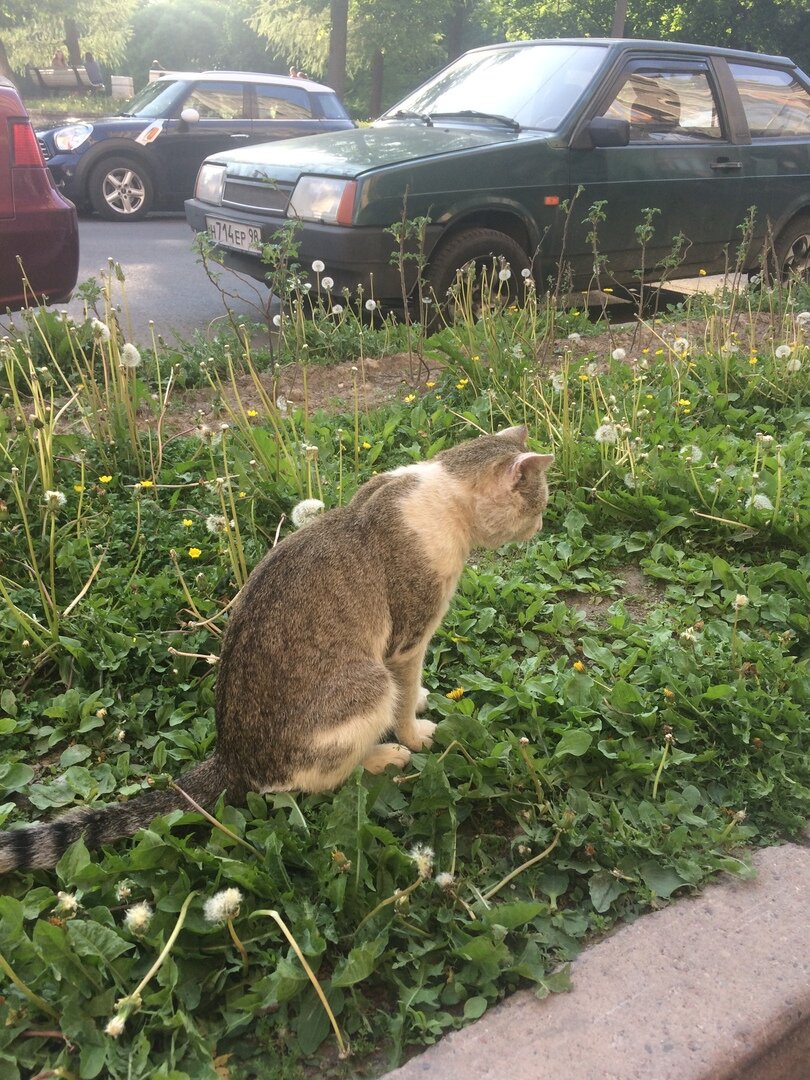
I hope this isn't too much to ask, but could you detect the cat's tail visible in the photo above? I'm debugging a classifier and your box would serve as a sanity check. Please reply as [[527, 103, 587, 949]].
[[0, 755, 232, 873]]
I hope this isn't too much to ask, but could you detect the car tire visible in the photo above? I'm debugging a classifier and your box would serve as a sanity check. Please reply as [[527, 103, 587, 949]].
[[771, 213, 810, 283], [424, 227, 531, 318], [89, 156, 155, 222]]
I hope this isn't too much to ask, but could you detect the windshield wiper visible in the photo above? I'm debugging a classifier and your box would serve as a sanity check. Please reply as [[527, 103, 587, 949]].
[[390, 109, 433, 126], [429, 110, 520, 131]]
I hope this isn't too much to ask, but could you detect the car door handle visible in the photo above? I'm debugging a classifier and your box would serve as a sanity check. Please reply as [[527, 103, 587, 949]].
[[710, 159, 742, 171]]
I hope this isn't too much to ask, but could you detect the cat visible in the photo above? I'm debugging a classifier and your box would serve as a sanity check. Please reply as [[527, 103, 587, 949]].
[[0, 426, 553, 871]]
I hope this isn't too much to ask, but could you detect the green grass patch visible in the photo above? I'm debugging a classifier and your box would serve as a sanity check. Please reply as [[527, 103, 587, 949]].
[[0, 283, 808, 1079]]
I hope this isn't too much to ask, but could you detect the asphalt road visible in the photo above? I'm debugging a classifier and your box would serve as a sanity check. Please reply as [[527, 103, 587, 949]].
[[64, 213, 266, 344]]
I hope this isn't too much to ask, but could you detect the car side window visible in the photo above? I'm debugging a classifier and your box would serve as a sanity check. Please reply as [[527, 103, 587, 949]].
[[255, 84, 312, 120], [728, 64, 810, 137], [603, 71, 723, 142], [185, 82, 246, 120]]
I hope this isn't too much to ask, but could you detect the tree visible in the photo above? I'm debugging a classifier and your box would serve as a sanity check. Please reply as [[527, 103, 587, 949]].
[[2, 0, 137, 75]]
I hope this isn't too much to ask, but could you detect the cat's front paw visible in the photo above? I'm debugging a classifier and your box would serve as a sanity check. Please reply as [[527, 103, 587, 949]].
[[415, 686, 430, 713], [406, 717, 436, 751]]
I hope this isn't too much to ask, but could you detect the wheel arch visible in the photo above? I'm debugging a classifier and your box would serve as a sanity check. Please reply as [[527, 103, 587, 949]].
[[428, 206, 536, 266]]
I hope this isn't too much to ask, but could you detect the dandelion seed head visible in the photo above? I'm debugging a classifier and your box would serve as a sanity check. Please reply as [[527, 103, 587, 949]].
[[611, 347, 626, 361], [91, 318, 111, 342], [321, 276, 334, 290], [331, 303, 343, 315], [786, 357, 802, 373], [124, 901, 153, 935], [291, 498, 326, 528], [205, 514, 228, 535], [733, 593, 750, 609], [435, 872, 455, 890], [44, 489, 67, 511], [498, 267, 512, 282], [56, 891, 79, 916], [203, 887, 243, 923], [775, 344, 792, 359], [365, 299, 377, 311], [120, 343, 142, 369], [747, 493, 774, 511], [594, 423, 618, 445], [409, 843, 434, 880], [105, 1015, 126, 1038], [311, 259, 325, 273]]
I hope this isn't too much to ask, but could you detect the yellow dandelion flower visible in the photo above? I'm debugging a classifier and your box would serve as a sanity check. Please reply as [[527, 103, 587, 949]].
[[426, 380, 436, 388], [677, 398, 691, 407], [749, 357, 758, 366], [73, 484, 84, 493], [139, 479, 154, 488], [98, 475, 112, 484], [642, 347, 649, 354], [663, 687, 675, 701], [572, 660, 586, 673], [187, 547, 202, 559], [238, 491, 247, 499], [579, 373, 589, 382], [362, 441, 372, 450], [446, 687, 465, 701], [471, 355, 480, 362], [404, 393, 416, 403], [645, 393, 654, 400], [182, 518, 193, 527], [435, 394, 442, 400], [246, 409, 258, 417], [699, 268, 707, 277]]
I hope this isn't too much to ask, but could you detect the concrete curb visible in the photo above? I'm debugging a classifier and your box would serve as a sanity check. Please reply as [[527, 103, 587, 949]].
[[385, 842, 810, 1080]]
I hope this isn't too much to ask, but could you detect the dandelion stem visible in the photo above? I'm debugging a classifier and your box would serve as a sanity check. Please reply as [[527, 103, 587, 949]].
[[253, 908, 349, 1059], [167, 781, 262, 857], [119, 891, 196, 1012], [481, 829, 562, 902], [0, 950, 59, 1020], [652, 739, 671, 801], [355, 876, 423, 933], [226, 918, 249, 972]]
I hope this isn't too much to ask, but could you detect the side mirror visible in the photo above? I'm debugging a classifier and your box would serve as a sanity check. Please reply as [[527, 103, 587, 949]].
[[180, 107, 200, 126], [588, 117, 630, 148]]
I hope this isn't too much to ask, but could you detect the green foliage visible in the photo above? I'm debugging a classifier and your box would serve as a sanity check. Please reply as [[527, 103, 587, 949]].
[[0, 273, 808, 1077]]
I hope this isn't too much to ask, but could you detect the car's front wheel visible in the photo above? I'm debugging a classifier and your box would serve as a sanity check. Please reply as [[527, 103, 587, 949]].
[[424, 227, 532, 319], [88, 157, 154, 221]]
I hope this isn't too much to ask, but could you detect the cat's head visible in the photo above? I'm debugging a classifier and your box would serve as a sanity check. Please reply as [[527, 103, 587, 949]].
[[438, 426, 554, 548]]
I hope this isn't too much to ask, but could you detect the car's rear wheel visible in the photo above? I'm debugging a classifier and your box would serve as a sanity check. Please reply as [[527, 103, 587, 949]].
[[772, 214, 810, 283], [89, 157, 154, 221], [424, 227, 531, 320]]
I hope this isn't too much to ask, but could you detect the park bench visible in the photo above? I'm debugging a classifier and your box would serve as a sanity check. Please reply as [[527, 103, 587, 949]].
[[28, 66, 104, 94]]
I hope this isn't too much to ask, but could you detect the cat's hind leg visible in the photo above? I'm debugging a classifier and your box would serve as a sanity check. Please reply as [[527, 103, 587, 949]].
[[362, 742, 412, 773]]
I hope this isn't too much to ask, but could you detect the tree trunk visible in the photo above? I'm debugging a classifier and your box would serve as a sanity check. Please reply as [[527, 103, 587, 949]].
[[0, 38, 15, 83], [64, 17, 82, 66], [611, 0, 628, 37], [445, 2, 465, 62], [369, 48, 384, 118], [327, 0, 348, 99]]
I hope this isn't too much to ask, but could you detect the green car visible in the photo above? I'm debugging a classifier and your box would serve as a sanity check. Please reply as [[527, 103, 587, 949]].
[[185, 38, 810, 304]]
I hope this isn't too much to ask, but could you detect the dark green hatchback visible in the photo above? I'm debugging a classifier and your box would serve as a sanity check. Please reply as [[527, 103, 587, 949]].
[[185, 38, 810, 303]]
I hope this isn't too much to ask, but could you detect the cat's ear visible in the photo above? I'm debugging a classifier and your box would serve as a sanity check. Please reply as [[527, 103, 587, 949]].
[[508, 452, 554, 486], [496, 425, 529, 447]]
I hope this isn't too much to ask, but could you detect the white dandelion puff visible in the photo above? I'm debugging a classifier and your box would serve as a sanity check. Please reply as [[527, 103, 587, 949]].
[[775, 344, 792, 359], [520, 267, 532, 278], [291, 498, 326, 528], [786, 357, 802, 373], [115, 881, 133, 902], [409, 843, 434, 880], [91, 318, 111, 343], [120, 343, 142, 370], [611, 347, 627, 361], [203, 887, 243, 923], [311, 259, 325, 273], [594, 422, 619, 444], [124, 901, 153, 935], [331, 303, 344, 315], [567, 332, 582, 342], [551, 371, 565, 392], [321, 275, 334, 290], [680, 444, 703, 464], [272, 313, 283, 327], [747, 493, 774, 511], [498, 267, 512, 282], [733, 593, 750, 609], [56, 891, 79, 916], [44, 489, 67, 511], [205, 514, 229, 535], [365, 299, 377, 311], [672, 337, 690, 356], [105, 1015, 126, 1038], [435, 872, 455, 890]]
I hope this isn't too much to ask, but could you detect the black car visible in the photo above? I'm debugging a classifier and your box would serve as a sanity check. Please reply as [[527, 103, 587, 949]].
[[37, 71, 354, 222]]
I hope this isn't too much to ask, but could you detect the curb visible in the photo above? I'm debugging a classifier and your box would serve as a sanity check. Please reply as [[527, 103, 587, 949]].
[[384, 842, 810, 1080]]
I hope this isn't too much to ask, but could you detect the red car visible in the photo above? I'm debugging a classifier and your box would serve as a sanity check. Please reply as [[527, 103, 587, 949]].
[[0, 76, 78, 310]]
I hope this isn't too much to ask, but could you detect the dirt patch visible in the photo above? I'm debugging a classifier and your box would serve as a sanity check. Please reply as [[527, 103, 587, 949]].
[[560, 564, 663, 625], [163, 350, 442, 434]]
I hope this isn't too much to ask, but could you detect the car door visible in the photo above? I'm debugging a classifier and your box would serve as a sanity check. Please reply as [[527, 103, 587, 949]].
[[158, 80, 251, 199], [251, 82, 325, 143], [721, 60, 810, 258], [566, 58, 747, 284]]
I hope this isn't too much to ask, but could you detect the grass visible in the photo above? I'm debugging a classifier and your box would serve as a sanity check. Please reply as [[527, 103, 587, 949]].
[[0, 261, 808, 1080]]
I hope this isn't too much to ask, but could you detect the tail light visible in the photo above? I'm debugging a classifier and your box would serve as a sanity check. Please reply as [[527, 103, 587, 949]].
[[10, 120, 45, 167]]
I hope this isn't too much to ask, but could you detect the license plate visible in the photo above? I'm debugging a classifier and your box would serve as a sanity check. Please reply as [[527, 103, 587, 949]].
[[206, 216, 262, 252]]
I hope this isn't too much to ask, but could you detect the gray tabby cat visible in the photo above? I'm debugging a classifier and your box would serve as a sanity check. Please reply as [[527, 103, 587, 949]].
[[0, 427, 553, 871]]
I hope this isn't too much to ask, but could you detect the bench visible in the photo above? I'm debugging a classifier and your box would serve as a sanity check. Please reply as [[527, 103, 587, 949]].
[[28, 66, 104, 94]]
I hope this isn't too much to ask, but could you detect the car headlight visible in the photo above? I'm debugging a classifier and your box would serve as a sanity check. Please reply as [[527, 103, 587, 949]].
[[288, 176, 356, 225], [53, 123, 93, 152], [195, 163, 226, 205]]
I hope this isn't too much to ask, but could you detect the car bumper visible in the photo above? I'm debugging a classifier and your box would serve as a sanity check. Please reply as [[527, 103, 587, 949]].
[[43, 154, 86, 206], [0, 179, 79, 310], [185, 198, 440, 301]]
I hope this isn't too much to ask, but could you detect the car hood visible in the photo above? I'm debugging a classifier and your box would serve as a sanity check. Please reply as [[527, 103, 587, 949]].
[[208, 123, 526, 183]]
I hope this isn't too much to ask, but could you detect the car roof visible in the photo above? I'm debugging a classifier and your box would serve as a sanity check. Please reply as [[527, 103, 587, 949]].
[[152, 70, 335, 92], [464, 37, 794, 67]]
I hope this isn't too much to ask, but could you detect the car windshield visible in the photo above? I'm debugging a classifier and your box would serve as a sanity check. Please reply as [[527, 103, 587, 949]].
[[117, 79, 188, 118], [380, 42, 608, 130]]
